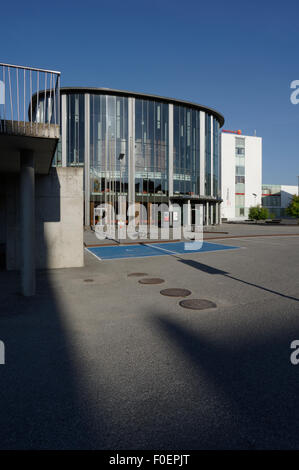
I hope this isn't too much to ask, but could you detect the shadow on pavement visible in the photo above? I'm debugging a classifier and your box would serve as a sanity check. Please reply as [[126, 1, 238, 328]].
[[177, 258, 299, 302], [0, 171, 109, 449], [149, 313, 299, 449]]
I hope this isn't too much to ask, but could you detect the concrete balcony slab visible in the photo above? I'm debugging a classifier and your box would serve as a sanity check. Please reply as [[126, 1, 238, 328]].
[[0, 120, 59, 174]]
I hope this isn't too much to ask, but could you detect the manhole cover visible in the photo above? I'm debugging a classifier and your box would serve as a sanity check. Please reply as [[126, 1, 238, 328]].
[[84, 279, 94, 283], [128, 272, 148, 277], [179, 299, 217, 310], [138, 278, 165, 285], [160, 288, 191, 297]]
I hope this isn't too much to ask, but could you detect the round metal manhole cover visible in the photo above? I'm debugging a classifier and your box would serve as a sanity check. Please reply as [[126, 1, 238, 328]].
[[138, 278, 165, 285], [128, 273, 148, 277], [84, 279, 94, 283], [160, 288, 191, 297], [179, 299, 217, 310]]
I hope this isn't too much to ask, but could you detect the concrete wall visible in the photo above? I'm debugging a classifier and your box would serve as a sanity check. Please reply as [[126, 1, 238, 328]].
[[6, 167, 84, 270]]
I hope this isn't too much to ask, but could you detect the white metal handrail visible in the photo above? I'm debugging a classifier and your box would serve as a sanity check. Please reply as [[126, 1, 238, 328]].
[[0, 62, 61, 75], [0, 62, 60, 138]]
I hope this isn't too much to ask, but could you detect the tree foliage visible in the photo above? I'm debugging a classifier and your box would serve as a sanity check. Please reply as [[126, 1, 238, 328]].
[[248, 205, 269, 220], [286, 195, 299, 218]]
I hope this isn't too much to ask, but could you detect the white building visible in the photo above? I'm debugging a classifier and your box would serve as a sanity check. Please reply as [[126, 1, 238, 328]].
[[262, 184, 298, 217], [220, 130, 262, 221]]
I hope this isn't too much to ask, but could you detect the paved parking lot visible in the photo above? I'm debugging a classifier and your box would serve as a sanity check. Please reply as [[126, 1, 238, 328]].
[[87, 240, 239, 260], [0, 225, 299, 449]]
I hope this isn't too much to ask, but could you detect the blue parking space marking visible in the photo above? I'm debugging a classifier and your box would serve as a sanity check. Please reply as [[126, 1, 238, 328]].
[[87, 241, 239, 261]]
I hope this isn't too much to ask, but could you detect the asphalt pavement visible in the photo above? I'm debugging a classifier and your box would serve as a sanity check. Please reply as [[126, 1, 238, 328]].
[[0, 225, 299, 449]]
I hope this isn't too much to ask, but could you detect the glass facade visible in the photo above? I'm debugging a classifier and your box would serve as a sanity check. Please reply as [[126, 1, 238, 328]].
[[90, 94, 129, 200], [135, 99, 168, 201], [33, 89, 223, 224], [213, 117, 220, 197], [205, 113, 211, 195], [261, 184, 283, 217], [173, 105, 200, 196], [66, 94, 85, 166]]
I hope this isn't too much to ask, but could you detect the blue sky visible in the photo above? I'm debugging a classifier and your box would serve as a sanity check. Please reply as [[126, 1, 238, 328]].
[[1, 0, 298, 185]]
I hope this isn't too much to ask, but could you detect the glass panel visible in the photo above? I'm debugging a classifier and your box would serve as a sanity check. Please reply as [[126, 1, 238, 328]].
[[66, 94, 85, 166], [135, 99, 168, 198], [236, 165, 245, 176], [90, 94, 129, 202], [173, 105, 200, 196], [205, 113, 211, 195]]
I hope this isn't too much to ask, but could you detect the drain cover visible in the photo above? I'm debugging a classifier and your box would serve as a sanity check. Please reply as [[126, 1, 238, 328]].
[[160, 288, 191, 297], [84, 279, 94, 283], [179, 299, 217, 310], [128, 272, 148, 277], [139, 278, 165, 285]]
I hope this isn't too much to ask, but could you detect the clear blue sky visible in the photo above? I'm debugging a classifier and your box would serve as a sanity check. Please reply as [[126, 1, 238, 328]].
[[1, 0, 298, 185]]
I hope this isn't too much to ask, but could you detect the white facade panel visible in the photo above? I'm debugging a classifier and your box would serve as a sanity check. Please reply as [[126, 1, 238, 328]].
[[221, 132, 262, 221], [244, 136, 262, 214], [220, 133, 236, 220]]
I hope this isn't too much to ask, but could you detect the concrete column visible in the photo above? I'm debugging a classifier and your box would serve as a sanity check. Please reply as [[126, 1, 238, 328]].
[[183, 200, 190, 226], [187, 199, 191, 226], [206, 202, 209, 225], [20, 150, 35, 296], [210, 203, 214, 225], [215, 203, 219, 224], [218, 203, 221, 224]]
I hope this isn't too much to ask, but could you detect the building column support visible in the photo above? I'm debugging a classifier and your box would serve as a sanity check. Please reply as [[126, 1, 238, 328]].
[[215, 202, 219, 224], [187, 199, 191, 226], [20, 149, 35, 296], [210, 203, 214, 225], [206, 201, 209, 225]]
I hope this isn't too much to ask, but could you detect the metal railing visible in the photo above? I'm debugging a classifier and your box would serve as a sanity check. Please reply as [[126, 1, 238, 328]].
[[0, 63, 60, 138]]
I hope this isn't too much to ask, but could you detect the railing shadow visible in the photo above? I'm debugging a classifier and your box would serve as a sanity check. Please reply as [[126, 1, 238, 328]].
[[0, 170, 109, 449], [177, 258, 299, 302]]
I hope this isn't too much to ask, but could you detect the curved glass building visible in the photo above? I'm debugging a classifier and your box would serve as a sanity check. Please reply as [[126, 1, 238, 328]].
[[33, 87, 224, 225]]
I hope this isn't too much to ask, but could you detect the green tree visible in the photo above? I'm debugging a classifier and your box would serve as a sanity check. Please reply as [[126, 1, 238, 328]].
[[248, 205, 269, 221], [286, 195, 299, 218]]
